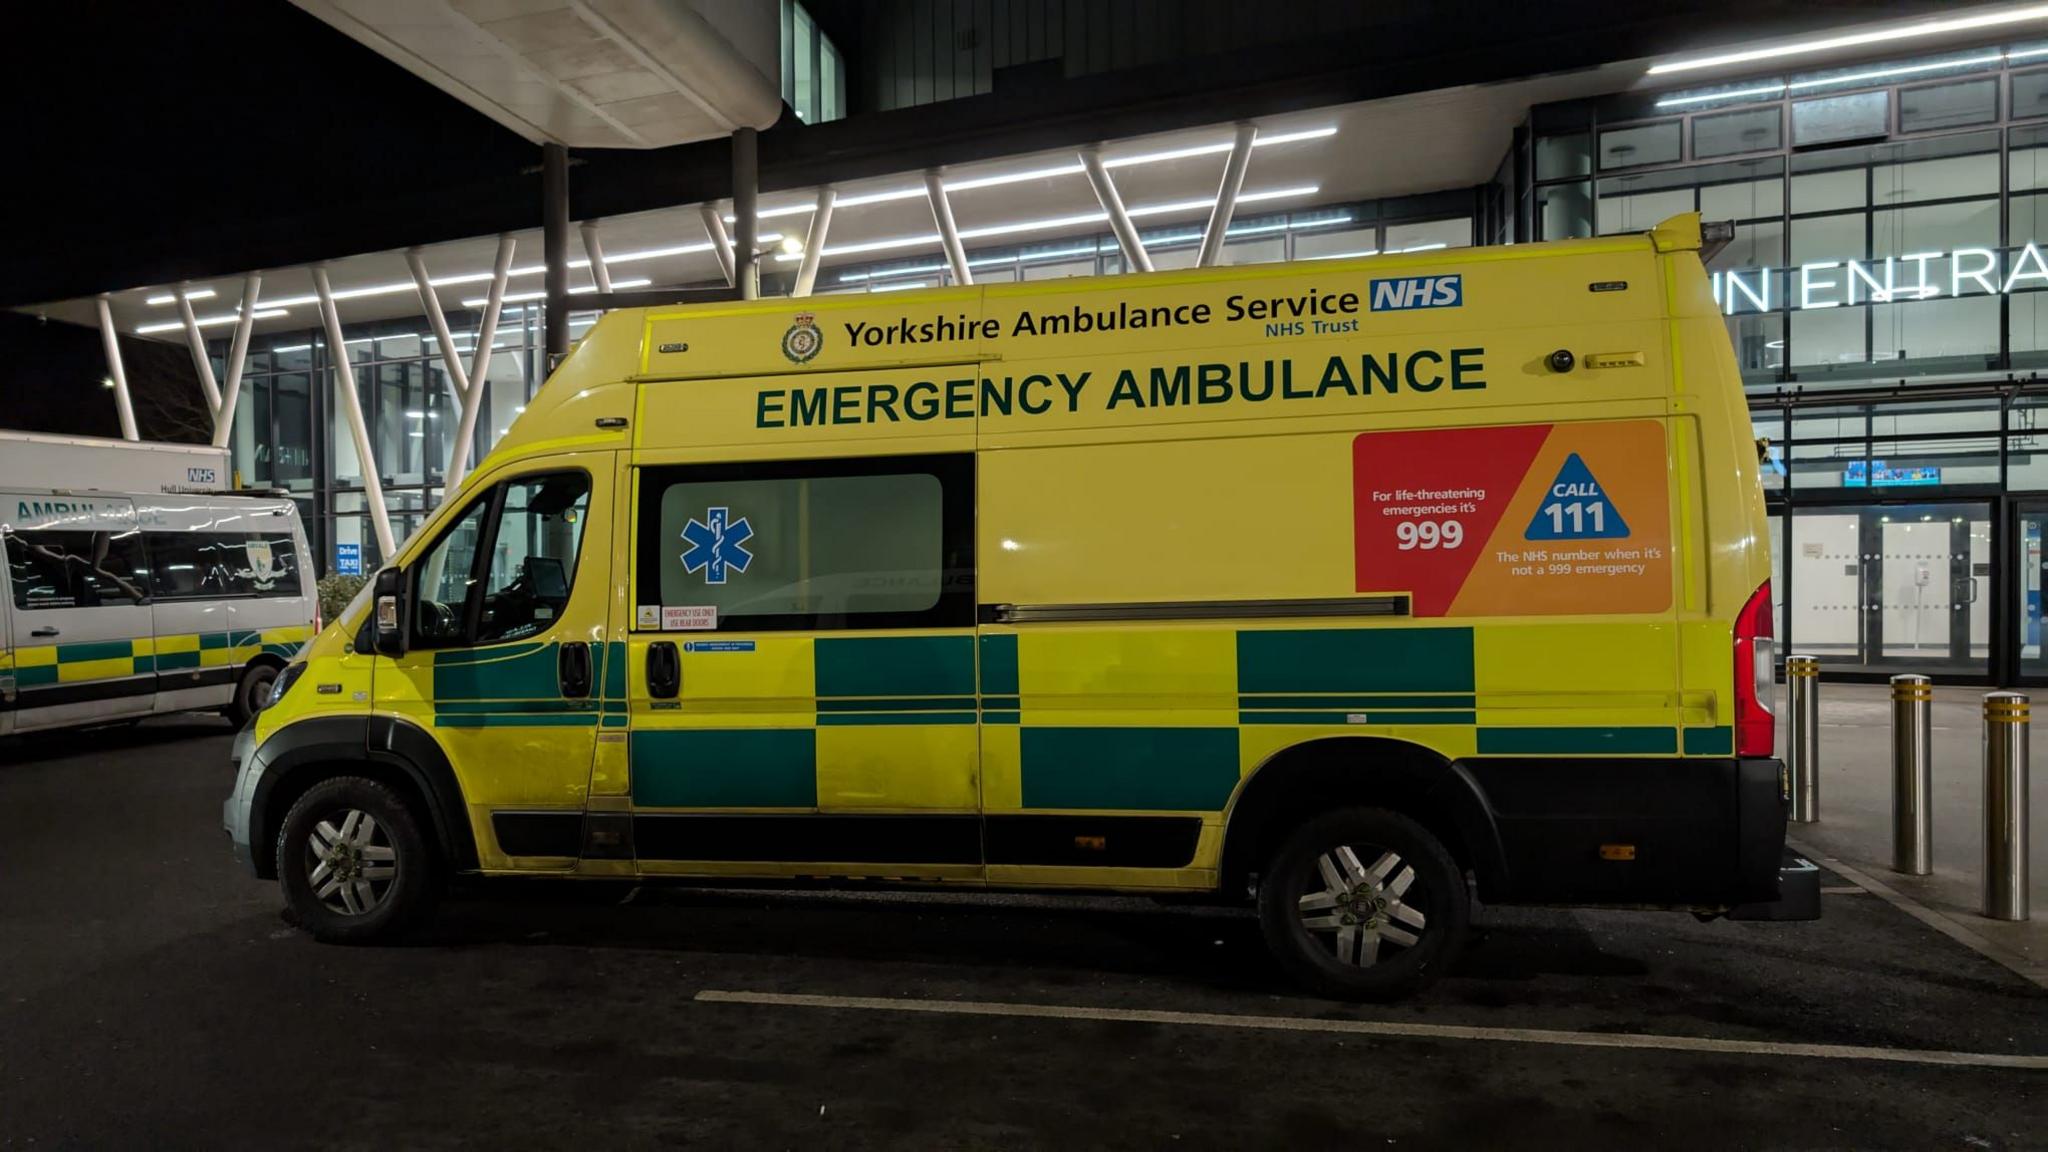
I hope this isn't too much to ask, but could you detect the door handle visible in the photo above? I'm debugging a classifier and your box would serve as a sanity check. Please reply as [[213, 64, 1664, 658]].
[[558, 641, 592, 698], [30, 627, 59, 638], [647, 641, 679, 699]]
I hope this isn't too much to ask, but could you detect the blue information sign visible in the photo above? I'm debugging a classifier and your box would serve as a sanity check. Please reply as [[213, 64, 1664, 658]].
[[334, 542, 362, 576]]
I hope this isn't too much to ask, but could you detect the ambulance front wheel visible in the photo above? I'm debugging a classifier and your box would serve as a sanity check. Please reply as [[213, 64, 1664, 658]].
[[1257, 807, 1469, 1000], [276, 776, 439, 944]]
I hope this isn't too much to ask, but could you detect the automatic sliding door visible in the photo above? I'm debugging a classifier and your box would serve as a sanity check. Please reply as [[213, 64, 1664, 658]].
[[1789, 501, 1989, 676]]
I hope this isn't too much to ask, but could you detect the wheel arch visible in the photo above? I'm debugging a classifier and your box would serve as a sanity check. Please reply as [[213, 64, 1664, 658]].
[[1221, 736, 1508, 900], [247, 715, 477, 880]]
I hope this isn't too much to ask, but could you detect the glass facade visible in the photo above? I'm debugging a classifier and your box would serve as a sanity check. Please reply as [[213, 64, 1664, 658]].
[[219, 307, 588, 576], [1527, 43, 2048, 682]]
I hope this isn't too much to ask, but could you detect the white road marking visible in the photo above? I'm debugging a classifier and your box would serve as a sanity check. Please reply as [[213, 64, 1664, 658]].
[[1821, 885, 1868, 895], [1788, 838, 2048, 992], [695, 990, 2048, 1071]]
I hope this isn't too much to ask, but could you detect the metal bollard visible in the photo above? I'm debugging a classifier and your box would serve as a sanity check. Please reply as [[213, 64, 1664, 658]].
[[1787, 655, 1821, 823], [1982, 692, 2031, 922], [1891, 675, 1933, 875]]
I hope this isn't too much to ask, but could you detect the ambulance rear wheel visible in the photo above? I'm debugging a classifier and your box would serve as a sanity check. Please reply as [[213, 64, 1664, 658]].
[[224, 662, 278, 728], [1257, 807, 1468, 1000], [277, 776, 438, 944]]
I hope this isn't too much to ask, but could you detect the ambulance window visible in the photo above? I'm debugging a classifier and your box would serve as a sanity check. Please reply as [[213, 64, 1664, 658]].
[[473, 473, 592, 646], [5, 530, 149, 609], [409, 498, 491, 648], [636, 453, 973, 632], [146, 532, 302, 599]]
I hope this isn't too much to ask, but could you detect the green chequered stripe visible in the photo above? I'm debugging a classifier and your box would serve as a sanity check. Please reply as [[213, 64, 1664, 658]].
[[816, 635, 975, 698], [56, 640, 138, 663], [1683, 726, 1734, 756], [1236, 628, 1475, 694], [12, 664, 59, 686], [602, 640, 626, 702], [814, 635, 977, 725], [978, 634, 1019, 724], [1020, 727, 1240, 811], [432, 641, 560, 701], [632, 728, 816, 807], [1477, 726, 1679, 755]]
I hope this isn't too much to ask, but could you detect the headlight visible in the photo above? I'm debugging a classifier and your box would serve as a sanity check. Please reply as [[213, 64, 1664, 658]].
[[269, 662, 308, 707]]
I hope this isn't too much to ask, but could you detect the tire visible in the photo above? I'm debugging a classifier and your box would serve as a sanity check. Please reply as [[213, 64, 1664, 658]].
[[1256, 807, 1469, 1000], [224, 662, 280, 729], [276, 776, 438, 944]]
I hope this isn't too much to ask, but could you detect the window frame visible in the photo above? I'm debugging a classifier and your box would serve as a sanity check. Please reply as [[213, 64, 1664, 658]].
[[633, 452, 976, 634], [407, 467, 594, 651]]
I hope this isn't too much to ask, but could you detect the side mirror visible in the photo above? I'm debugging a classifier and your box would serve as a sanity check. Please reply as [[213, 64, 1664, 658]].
[[372, 566, 409, 657]]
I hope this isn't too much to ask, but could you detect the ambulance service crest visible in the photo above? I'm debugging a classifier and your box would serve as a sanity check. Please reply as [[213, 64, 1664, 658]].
[[781, 312, 822, 364]]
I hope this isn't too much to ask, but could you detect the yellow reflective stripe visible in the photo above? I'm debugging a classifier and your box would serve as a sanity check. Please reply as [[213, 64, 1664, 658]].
[[14, 647, 58, 668], [154, 634, 203, 654]]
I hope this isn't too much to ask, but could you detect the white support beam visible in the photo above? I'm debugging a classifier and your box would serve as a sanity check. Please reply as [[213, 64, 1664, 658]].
[[793, 188, 837, 298], [313, 265, 394, 561], [175, 287, 225, 416], [1080, 147, 1152, 274], [445, 235, 516, 498], [95, 295, 137, 441], [580, 221, 613, 293], [924, 172, 971, 287], [211, 273, 263, 448], [699, 204, 736, 287], [406, 247, 470, 410], [1197, 124, 1258, 268]]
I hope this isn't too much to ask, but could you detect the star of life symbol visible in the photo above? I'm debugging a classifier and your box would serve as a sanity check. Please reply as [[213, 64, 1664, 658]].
[[680, 506, 753, 585]]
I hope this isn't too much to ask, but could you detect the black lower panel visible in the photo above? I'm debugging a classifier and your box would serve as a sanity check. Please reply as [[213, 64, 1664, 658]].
[[984, 815, 1201, 867], [4, 673, 156, 712], [1458, 756, 1784, 905], [492, 811, 583, 857], [634, 814, 981, 864]]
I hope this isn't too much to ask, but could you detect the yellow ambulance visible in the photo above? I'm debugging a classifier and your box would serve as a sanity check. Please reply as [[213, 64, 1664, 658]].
[[224, 212, 1805, 999]]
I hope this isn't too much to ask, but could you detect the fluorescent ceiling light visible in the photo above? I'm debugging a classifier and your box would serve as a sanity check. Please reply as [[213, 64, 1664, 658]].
[[731, 127, 1338, 221], [461, 278, 648, 308], [1647, 5, 2048, 74], [135, 308, 287, 335], [808, 184, 1318, 260], [1656, 50, 2008, 107], [146, 288, 215, 306], [1308, 249, 1381, 260], [870, 281, 929, 293]]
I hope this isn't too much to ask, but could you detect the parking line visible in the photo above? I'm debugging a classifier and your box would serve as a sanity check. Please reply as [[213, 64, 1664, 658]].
[[1788, 838, 2048, 992], [695, 991, 2048, 1071]]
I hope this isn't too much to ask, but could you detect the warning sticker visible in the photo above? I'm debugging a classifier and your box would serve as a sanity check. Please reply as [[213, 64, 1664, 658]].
[[662, 605, 718, 631], [1353, 420, 1671, 616]]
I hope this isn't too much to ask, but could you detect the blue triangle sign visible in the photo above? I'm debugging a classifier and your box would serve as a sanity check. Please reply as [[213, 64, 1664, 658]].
[[1524, 453, 1631, 540]]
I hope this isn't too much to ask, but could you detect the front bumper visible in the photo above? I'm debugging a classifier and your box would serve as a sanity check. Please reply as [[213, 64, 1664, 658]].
[[223, 724, 259, 871]]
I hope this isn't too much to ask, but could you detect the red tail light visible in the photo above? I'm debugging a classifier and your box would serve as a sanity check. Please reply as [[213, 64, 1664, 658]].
[[1734, 580, 1776, 757]]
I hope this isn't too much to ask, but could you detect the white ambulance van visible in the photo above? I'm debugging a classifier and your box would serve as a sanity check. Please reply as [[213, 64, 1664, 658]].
[[0, 433, 317, 735]]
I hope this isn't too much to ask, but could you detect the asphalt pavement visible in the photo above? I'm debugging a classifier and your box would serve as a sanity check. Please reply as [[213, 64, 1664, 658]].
[[1, 718, 2044, 1149]]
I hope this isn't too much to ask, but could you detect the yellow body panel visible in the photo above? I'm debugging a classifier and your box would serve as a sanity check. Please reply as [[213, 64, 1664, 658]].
[[256, 214, 1772, 893]]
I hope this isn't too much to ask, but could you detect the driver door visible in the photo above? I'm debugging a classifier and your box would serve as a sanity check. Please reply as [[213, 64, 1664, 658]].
[[370, 454, 614, 870]]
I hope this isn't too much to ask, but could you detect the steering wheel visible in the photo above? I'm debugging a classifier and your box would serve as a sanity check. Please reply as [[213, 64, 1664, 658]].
[[418, 598, 457, 638]]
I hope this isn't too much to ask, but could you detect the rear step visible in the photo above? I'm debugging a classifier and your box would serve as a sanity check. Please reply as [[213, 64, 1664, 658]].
[[1728, 853, 1822, 921]]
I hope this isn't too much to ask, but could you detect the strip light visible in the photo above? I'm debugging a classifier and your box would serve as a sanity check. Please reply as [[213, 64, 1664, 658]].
[[733, 126, 1338, 221], [1648, 5, 2048, 74], [461, 278, 650, 309], [799, 185, 1320, 261], [145, 288, 215, 306], [1655, 51, 2009, 107], [135, 308, 287, 335]]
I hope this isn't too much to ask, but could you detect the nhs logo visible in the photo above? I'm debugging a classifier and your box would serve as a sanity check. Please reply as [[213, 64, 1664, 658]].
[[1369, 275, 1463, 311]]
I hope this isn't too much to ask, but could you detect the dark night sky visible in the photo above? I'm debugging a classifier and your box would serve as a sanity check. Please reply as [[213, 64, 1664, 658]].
[[3, 2, 537, 308]]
